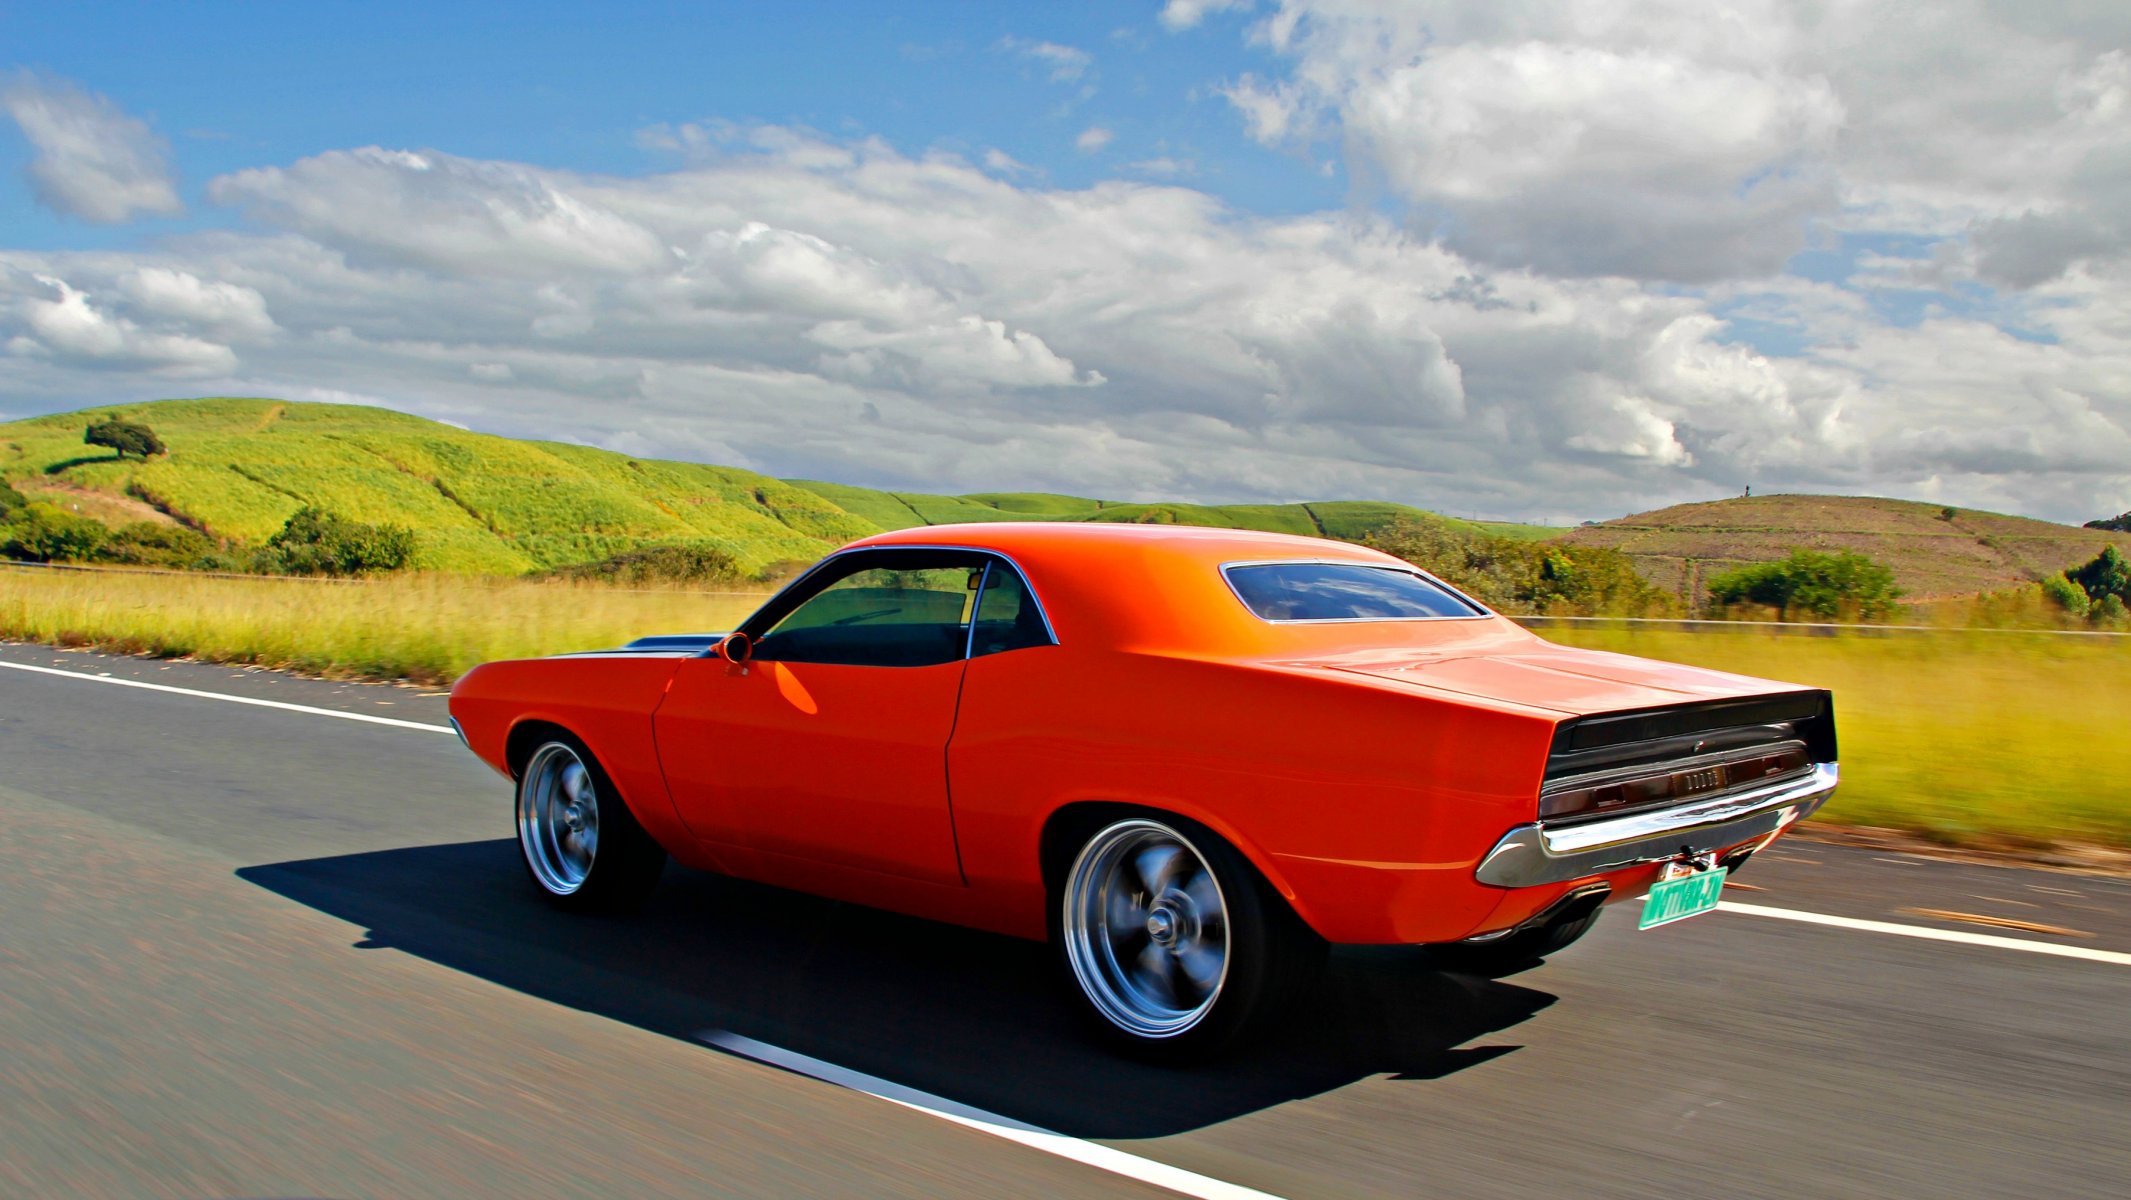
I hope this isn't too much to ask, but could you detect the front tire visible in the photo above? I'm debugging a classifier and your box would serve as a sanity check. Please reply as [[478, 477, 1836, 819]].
[[516, 737, 665, 913], [1056, 815, 1321, 1060]]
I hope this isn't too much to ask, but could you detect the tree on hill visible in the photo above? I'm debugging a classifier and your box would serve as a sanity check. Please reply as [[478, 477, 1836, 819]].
[[1706, 549, 1902, 621], [257, 507, 416, 576], [2083, 511, 2131, 532], [83, 419, 166, 461], [2063, 546, 2131, 628], [0, 478, 27, 519]]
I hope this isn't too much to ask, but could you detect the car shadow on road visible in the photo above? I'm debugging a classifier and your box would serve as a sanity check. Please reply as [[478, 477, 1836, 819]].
[[238, 838, 1555, 1139]]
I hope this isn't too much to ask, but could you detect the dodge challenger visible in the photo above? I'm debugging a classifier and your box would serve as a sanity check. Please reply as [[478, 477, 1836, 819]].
[[448, 523, 1837, 1057]]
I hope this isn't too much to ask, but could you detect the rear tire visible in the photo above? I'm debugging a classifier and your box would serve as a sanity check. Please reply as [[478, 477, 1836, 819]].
[[515, 736, 665, 913], [1432, 906, 1602, 976], [1053, 814, 1322, 1061]]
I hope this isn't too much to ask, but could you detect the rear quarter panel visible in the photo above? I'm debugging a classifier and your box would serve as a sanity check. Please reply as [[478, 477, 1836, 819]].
[[949, 645, 1559, 943], [449, 655, 714, 869]]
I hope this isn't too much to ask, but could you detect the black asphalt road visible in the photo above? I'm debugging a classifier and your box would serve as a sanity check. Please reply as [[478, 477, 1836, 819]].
[[2, 641, 2126, 1199]]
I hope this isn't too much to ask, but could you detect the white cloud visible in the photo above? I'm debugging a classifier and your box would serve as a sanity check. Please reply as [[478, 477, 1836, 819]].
[[208, 147, 671, 277], [1075, 126, 1114, 154], [996, 37, 1093, 83], [1198, 1, 2131, 288], [1160, 0, 1254, 32], [1127, 157, 1195, 178], [2, 72, 183, 223], [3, 272, 234, 374], [119, 268, 275, 339]]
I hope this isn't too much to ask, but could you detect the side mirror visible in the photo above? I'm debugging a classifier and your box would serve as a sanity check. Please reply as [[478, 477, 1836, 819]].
[[717, 632, 754, 666]]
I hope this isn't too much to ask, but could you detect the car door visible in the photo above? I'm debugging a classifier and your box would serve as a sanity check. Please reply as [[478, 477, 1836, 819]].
[[652, 548, 988, 886]]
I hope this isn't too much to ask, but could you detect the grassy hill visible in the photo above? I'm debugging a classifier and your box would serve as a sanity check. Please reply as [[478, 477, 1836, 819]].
[[2, 398, 1518, 574], [1559, 494, 2131, 604]]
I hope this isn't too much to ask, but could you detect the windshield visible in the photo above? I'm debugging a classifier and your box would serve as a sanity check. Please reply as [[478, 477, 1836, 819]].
[[1224, 561, 1483, 622]]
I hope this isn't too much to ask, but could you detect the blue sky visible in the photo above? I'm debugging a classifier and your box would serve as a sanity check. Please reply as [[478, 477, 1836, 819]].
[[1, 2, 1336, 247], [1, 2, 2127, 525]]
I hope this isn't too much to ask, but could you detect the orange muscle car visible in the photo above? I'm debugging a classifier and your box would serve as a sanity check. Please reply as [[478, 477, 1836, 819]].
[[449, 523, 1837, 1056]]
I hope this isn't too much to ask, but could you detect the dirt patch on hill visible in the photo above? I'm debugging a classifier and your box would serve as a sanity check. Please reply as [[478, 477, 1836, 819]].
[[15, 480, 179, 528]]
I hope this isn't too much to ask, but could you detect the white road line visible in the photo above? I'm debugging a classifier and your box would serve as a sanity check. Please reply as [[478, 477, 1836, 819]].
[[699, 1031, 1285, 1200], [1719, 901, 2131, 967], [0, 660, 455, 734]]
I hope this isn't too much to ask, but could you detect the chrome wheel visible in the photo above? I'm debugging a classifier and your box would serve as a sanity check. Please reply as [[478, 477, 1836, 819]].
[[519, 742, 601, 895], [1062, 819, 1231, 1039]]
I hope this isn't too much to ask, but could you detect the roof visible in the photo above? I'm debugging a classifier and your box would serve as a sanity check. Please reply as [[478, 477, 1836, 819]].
[[851, 520, 1395, 566], [846, 521, 1510, 654]]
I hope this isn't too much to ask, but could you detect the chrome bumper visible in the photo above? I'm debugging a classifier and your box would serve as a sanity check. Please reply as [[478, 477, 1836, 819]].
[[1473, 762, 1838, 888]]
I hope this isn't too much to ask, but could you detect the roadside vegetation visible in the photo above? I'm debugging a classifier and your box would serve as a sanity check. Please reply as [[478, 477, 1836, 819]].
[[0, 567, 767, 683]]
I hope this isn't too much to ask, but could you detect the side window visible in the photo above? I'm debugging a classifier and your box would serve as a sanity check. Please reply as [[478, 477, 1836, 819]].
[[969, 560, 1054, 657], [754, 552, 983, 667]]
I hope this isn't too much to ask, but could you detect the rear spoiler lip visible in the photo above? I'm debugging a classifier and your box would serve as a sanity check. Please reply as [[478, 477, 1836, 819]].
[[1550, 689, 1830, 756]]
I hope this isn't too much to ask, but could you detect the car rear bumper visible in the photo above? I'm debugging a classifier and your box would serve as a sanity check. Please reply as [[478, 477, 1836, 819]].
[[1472, 762, 1838, 888]]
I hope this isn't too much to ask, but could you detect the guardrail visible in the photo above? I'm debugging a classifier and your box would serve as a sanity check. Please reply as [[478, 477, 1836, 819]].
[[1511, 615, 2131, 639]]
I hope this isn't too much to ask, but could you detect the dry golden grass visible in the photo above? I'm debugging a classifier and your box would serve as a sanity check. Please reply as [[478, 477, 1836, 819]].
[[0, 566, 769, 684], [1539, 625, 2131, 849]]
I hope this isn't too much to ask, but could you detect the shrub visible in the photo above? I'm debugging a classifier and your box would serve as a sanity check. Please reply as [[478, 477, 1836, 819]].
[[2067, 545, 2131, 605], [258, 507, 416, 576], [2095, 594, 2131, 627], [83, 419, 166, 461], [3, 502, 110, 562], [96, 522, 216, 568], [1706, 549, 1903, 621], [2039, 572, 2089, 618], [1363, 518, 1677, 616], [0, 478, 27, 519], [541, 542, 743, 586]]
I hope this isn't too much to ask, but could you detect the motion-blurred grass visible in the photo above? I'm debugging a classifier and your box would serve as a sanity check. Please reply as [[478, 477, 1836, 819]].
[[1541, 625, 2131, 849], [5, 566, 2123, 849], [0, 567, 766, 685]]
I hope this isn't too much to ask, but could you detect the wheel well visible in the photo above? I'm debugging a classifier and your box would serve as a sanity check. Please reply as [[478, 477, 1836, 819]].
[[504, 720, 575, 781], [1038, 801, 1296, 913]]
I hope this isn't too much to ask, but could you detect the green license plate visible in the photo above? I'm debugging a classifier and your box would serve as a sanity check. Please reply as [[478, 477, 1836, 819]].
[[1639, 866, 1728, 930]]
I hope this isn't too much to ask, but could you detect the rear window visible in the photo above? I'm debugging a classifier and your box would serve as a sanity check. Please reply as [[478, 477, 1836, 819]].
[[1223, 562, 1483, 622]]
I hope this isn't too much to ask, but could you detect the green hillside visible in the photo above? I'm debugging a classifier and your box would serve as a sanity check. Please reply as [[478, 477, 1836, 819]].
[[3, 398, 1514, 574]]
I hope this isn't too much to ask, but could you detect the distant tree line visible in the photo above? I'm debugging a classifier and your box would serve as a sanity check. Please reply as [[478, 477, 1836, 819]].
[[1363, 518, 1679, 616], [2085, 511, 2131, 533]]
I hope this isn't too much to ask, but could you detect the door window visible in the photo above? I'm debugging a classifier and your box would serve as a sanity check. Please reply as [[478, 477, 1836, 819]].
[[753, 552, 983, 667]]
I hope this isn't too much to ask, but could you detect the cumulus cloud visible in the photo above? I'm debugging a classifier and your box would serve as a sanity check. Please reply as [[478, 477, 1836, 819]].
[[3, 272, 233, 374], [1200, 1, 2131, 289], [2, 72, 183, 223], [1, 115, 2128, 524], [119, 268, 275, 339], [208, 148, 671, 276]]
